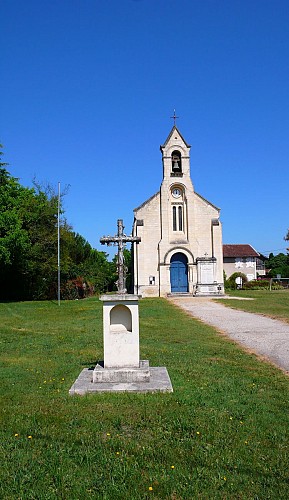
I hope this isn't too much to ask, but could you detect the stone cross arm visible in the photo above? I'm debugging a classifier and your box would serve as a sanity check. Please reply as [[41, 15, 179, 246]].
[[100, 235, 141, 245]]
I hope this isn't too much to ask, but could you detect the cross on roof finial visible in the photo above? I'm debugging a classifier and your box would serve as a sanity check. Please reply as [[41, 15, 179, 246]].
[[170, 109, 179, 125]]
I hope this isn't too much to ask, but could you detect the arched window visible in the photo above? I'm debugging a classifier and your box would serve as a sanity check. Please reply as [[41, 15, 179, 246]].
[[173, 206, 177, 231], [171, 150, 182, 174], [172, 205, 183, 231], [178, 206, 183, 231]]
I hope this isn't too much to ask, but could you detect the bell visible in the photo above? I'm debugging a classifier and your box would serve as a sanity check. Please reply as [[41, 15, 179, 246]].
[[173, 159, 180, 171]]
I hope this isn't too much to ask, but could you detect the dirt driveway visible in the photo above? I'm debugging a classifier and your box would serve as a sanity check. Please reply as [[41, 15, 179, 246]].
[[169, 296, 289, 374]]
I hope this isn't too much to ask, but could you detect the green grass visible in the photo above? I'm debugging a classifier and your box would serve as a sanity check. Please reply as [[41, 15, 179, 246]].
[[219, 289, 289, 323], [1, 297, 289, 499]]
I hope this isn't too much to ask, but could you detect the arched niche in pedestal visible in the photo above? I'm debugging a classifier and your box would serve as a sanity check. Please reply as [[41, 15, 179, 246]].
[[110, 304, 132, 332]]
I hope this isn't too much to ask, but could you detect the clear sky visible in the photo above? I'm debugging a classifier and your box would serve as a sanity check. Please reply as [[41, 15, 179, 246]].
[[1, 0, 289, 259]]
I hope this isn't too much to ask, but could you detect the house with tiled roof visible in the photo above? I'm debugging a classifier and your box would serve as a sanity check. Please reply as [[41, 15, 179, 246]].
[[223, 244, 266, 281]]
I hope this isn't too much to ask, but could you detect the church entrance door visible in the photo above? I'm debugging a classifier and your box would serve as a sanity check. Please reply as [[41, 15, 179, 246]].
[[170, 253, 188, 293]]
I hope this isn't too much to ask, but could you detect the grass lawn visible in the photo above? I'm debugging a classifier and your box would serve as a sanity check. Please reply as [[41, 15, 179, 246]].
[[1, 297, 289, 499], [219, 289, 289, 324]]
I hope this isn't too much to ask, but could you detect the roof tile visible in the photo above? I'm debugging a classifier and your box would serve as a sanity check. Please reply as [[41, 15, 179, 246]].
[[223, 244, 259, 258]]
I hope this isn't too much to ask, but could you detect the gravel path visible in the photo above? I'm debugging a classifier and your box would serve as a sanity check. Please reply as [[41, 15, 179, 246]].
[[169, 297, 289, 373]]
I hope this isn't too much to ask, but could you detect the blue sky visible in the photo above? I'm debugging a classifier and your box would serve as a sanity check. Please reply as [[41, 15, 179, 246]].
[[1, 0, 289, 259]]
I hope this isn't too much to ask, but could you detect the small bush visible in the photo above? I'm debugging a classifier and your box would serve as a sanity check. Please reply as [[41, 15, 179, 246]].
[[61, 277, 94, 300], [272, 282, 285, 290], [244, 280, 270, 290], [243, 280, 284, 290], [226, 272, 248, 290]]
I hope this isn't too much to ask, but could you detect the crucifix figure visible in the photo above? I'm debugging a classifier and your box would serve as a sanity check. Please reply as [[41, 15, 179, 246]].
[[100, 219, 141, 294]]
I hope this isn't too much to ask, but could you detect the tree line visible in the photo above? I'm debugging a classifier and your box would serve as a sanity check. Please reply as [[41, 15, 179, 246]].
[[264, 230, 289, 278], [265, 252, 289, 278], [0, 146, 131, 301]]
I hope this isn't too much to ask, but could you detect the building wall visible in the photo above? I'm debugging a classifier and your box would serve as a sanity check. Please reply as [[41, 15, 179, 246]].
[[133, 126, 224, 297], [133, 192, 161, 296], [223, 257, 257, 281]]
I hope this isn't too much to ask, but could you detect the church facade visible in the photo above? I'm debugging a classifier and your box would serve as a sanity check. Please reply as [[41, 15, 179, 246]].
[[132, 125, 224, 297]]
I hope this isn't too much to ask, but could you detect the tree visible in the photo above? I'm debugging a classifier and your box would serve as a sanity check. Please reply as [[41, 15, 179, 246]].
[[226, 272, 248, 290], [0, 151, 35, 298], [0, 146, 115, 300], [0, 143, 10, 185], [285, 229, 289, 251], [60, 232, 115, 297], [266, 252, 289, 278], [0, 174, 61, 299]]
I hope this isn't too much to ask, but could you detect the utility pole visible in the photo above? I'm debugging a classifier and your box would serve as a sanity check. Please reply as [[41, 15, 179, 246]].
[[57, 182, 61, 306]]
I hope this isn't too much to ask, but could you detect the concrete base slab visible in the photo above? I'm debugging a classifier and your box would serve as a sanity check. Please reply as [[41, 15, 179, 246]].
[[69, 366, 173, 395], [93, 360, 150, 383]]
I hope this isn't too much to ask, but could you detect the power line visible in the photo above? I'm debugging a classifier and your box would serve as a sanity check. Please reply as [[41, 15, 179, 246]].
[[259, 247, 288, 256]]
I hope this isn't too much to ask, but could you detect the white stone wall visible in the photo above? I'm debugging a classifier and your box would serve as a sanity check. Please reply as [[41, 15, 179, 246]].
[[133, 126, 224, 297], [223, 258, 257, 281], [133, 192, 161, 296]]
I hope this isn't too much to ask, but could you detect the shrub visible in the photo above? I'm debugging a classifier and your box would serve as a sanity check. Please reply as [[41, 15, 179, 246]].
[[243, 280, 284, 290], [244, 280, 270, 290], [61, 277, 94, 300], [271, 282, 285, 290], [226, 272, 248, 290]]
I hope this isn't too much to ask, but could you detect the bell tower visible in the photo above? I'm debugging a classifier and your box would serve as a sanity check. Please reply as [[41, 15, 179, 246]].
[[160, 125, 192, 185], [159, 125, 195, 248]]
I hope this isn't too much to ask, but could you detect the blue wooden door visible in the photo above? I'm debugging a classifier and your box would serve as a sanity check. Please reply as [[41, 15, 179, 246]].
[[170, 253, 188, 292]]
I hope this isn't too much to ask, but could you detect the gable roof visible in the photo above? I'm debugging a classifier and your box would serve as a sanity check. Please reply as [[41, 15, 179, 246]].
[[195, 191, 220, 212], [161, 125, 191, 149], [133, 191, 160, 213], [223, 244, 260, 258]]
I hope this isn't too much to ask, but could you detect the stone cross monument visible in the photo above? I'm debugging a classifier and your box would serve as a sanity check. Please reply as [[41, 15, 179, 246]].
[[100, 219, 140, 294], [69, 218, 173, 394], [95, 219, 144, 376]]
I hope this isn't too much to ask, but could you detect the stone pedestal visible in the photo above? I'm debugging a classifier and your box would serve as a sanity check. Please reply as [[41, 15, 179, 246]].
[[92, 294, 150, 383], [92, 294, 149, 383], [69, 294, 173, 395], [101, 294, 140, 368], [195, 257, 224, 296]]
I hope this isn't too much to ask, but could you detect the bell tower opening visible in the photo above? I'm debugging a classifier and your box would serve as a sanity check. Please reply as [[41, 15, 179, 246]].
[[171, 150, 182, 176]]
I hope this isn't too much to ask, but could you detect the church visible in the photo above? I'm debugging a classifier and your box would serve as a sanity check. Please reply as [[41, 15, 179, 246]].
[[132, 124, 224, 297]]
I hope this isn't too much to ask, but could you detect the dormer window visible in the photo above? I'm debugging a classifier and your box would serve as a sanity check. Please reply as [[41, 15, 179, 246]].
[[171, 150, 182, 175]]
